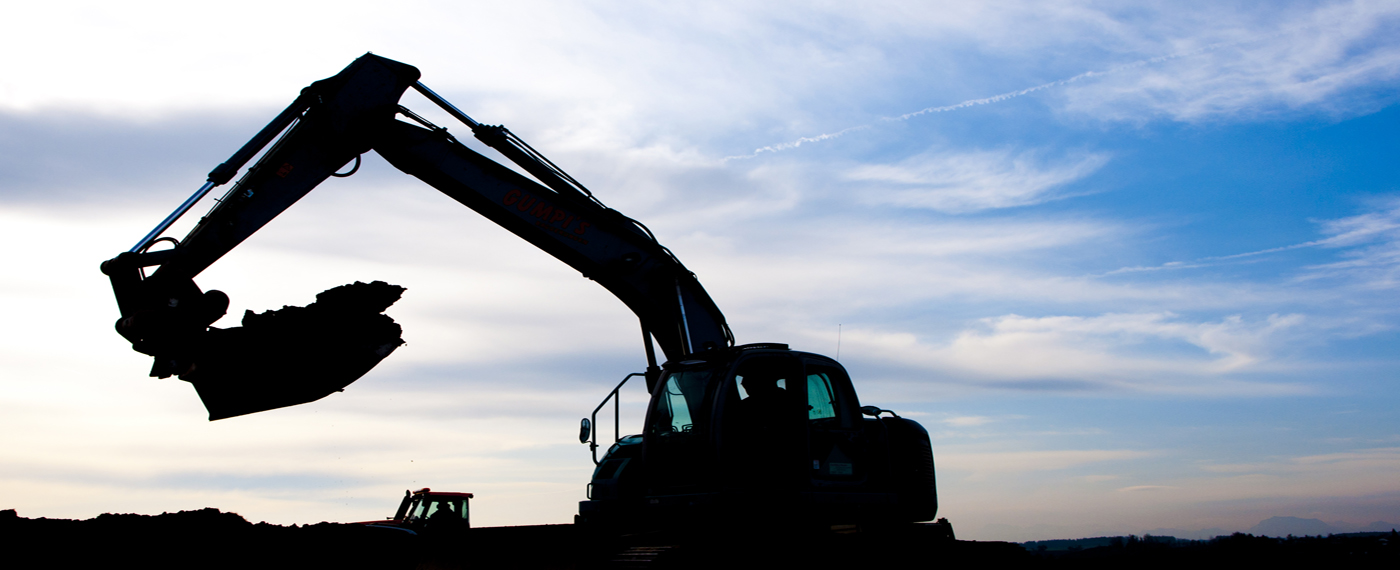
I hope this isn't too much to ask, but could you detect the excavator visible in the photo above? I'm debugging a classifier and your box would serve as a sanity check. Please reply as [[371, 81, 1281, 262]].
[[99, 54, 945, 534]]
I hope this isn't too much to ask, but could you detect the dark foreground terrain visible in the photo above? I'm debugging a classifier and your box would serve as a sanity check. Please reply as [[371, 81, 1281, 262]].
[[1024, 532, 1398, 568], [3, 508, 1395, 568]]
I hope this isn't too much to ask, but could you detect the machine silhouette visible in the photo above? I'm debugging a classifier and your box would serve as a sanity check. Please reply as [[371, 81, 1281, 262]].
[[100, 54, 943, 531]]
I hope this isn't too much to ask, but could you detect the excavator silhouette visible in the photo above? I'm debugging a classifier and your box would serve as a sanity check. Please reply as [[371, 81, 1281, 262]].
[[100, 54, 946, 534]]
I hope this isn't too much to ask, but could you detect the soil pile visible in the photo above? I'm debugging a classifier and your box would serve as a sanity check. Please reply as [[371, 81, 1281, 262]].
[[0, 508, 413, 569]]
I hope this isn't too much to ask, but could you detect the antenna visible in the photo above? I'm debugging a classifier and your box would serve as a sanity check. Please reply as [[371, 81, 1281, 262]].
[[836, 324, 842, 360]]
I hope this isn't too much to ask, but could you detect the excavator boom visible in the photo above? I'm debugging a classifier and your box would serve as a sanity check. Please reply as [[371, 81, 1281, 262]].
[[102, 54, 730, 418]]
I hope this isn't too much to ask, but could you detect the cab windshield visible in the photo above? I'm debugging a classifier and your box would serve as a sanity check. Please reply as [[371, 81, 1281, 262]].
[[407, 496, 470, 523], [648, 369, 713, 436]]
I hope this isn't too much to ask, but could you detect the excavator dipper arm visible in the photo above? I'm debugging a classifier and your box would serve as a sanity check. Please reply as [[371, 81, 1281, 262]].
[[100, 54, 731, 419], [373, 118, 731, 362]]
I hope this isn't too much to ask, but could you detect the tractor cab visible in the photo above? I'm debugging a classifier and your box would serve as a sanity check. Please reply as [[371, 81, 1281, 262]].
[[360, 488, 473, 534]]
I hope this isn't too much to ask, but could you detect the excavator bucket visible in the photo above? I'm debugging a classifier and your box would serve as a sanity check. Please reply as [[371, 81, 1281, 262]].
[[180, 281, 406, 420]]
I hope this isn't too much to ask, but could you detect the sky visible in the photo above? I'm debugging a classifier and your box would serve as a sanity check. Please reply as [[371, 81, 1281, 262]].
[[2, 1, 1399, 542]]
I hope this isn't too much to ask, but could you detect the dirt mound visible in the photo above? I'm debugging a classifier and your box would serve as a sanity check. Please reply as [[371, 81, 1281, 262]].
[[0, 508, 413, 570]]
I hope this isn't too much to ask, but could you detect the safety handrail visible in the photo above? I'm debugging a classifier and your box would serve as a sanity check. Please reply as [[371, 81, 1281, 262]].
[[589, 372, 644, 465]]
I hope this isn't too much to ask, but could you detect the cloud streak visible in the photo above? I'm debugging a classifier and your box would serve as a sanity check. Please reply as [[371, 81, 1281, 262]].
[[1099, 198, 1400, 289], [725, 3, 1399, 161], [938, 448, 1151, 477], [846, 149, 1109, 213], [841, 312, 1310, 394], [724, 23, 1303, 161], [1063, 1, 1400, 121]]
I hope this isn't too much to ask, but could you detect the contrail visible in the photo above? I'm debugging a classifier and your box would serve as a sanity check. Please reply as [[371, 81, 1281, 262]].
[[1093, 213, 1400, 278], [887, 61, 1137, 122], [886, 39, 1242, 122], [732, 125, 872, 158], [723, 34, 1273, 162], [1095, 237, 1337, 277]]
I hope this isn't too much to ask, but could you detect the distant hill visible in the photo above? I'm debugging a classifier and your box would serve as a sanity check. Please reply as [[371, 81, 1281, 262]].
[[1249, 516, 1399, 537], [1023, 516, 1400, 546], [1023, 535, 1177, 552], [1250, 516, 1334, 537], [1141, 526, 1234, 540], [1141, 516, 1398, 540], [1022, 531, 1399, 565]]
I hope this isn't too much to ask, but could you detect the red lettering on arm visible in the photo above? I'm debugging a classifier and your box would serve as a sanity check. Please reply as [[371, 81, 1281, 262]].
[[503, 189, 522, 206]]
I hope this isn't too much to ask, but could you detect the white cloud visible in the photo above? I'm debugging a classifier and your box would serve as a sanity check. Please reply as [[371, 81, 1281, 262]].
[[939, 448, 1150, 477], [1196, 447, 1400, 479], [1122, 447, 1400, 513], [847, 149, 1109, 213], [1300, 199, 1400, 289], [1316, 202, 1400, 248], [842, 312, 1309, 393], [1060, 1, 1400, 122], [965, 312, 1303, 371], [944, 415, 995, 427], [1117, 485, 1176, 492], [1291, 446, 1400, 469], [4, 1, 1391, 184]]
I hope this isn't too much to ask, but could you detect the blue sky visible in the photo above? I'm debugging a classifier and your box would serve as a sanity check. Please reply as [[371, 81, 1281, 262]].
[[2, 1, 1398, 541]]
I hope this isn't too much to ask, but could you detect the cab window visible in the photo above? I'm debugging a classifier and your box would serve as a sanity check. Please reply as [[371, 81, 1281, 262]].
[[648, 369, 712, 435], [806, 372, 836, 420], [804, 363, 856, 427], [424, 497, 468, 521]]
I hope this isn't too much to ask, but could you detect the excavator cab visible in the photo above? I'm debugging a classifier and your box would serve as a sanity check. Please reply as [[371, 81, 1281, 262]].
[[580, 344, 938, 530], [645, 347, 863, 494]]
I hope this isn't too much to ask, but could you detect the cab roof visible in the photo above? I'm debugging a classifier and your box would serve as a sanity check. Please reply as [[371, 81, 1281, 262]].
[[411, 487, 474, 499]]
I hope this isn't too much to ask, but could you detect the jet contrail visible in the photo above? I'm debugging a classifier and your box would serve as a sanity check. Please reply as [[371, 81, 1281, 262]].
[[732, 125, 872, 158], [723, 33, 1279, 162], [1093, 240, 1323, 277], [1093, 209, 1400, 278]]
